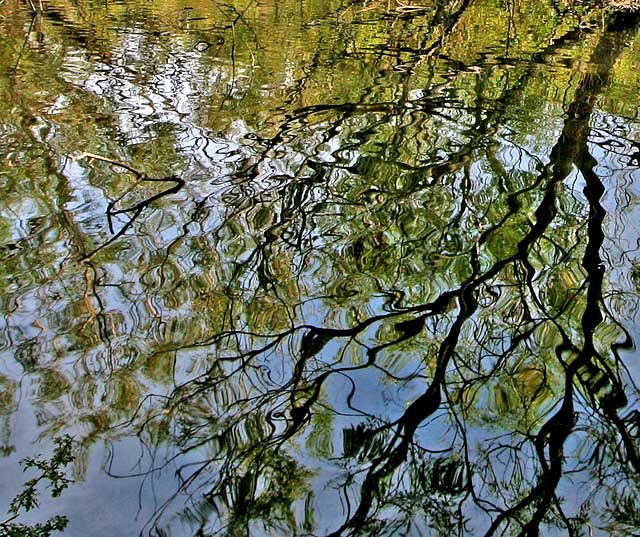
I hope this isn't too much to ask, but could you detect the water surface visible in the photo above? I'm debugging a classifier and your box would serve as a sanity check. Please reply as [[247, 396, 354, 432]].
[[1, 0, 640, 535]]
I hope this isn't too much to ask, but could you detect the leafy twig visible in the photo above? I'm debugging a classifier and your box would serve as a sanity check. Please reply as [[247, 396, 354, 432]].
[[0, 436, 74, 537]]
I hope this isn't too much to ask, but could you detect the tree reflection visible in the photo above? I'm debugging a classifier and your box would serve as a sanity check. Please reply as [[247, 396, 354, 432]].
[[100, 9, 639, 536], [1, 0, 640, 536]]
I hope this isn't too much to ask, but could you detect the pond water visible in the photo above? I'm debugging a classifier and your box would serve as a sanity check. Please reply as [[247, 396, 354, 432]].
[[1, 0, 640, 535]]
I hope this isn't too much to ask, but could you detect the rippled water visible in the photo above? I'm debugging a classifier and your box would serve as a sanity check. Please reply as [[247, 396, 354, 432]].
[[1, 0, 640, 535]]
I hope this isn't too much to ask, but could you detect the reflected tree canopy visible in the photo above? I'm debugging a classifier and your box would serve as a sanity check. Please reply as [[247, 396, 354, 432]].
[[1, 0, 640, 535]]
